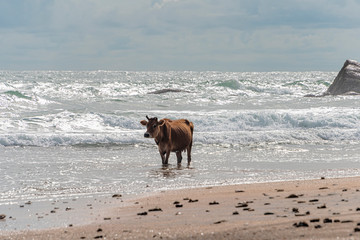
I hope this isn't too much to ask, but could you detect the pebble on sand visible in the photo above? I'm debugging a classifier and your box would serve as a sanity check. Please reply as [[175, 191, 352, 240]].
[[293, 221, 309, 228], [286, 194, 299, 199], [148, 207, 162, 212], [214, 220, 226, 224], [235, 190, 245, 193], [112, 194, 122, 198], [236, 203, 248, 208], [264, 212, 274, 215]]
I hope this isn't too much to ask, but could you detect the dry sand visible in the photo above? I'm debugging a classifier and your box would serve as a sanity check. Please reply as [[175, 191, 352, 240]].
[[2, 176, 360, 239]]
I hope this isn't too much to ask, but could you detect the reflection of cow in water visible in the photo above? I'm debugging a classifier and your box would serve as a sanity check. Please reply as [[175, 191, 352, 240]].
[[140, 116, 194, 166]]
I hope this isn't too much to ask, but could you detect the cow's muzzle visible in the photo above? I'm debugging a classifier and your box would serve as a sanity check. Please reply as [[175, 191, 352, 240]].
[[144, 132, 150, 138]]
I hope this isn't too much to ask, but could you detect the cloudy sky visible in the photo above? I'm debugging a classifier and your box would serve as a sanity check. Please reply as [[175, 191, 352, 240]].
[[1, 0, 360, 71]]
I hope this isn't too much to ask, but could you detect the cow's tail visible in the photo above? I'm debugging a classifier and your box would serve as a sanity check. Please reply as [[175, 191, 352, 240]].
[[189, 121, 194, 149], [185, 120, 194, 136], [184, 120, 194, 151], [189, 122, 194, 136]]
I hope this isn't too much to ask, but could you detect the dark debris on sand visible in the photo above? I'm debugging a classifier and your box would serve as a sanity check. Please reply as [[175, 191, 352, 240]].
[[148, 207, 162, 212], [293, 221, 309, 227]]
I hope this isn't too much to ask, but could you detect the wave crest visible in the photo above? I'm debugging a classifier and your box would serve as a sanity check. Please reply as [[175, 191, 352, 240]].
[[1, 108, 359, 147]]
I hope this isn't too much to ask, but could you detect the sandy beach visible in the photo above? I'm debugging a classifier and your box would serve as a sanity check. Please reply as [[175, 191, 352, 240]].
[[1, 176, 360, 240]]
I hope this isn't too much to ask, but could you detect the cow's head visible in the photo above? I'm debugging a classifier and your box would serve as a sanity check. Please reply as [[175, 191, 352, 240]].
[[140, 115, 165, 138]]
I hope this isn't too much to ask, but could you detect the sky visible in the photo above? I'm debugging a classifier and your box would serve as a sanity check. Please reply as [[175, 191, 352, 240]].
[[1, 0, 360, 71]]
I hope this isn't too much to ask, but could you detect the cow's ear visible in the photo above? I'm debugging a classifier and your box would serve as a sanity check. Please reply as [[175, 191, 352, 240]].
[[158, 119, 165, 126], [140, 120, 148, 126]]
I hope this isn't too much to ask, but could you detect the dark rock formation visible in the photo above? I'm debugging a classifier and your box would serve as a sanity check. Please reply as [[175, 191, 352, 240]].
[[325, 59, 360, 95], [148, 89, 189, 94]]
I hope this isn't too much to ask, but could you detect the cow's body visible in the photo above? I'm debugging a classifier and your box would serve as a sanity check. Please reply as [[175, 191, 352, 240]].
[[140, 116, 194, 165]]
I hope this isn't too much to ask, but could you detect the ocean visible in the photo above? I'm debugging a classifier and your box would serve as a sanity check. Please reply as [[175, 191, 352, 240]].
[[1, 70, 360, 205]]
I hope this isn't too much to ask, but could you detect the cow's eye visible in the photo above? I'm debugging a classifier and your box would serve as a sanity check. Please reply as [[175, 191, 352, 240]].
[[153, 124, 157, 128]]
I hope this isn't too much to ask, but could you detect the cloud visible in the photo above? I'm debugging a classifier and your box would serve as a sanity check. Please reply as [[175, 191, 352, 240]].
[[0, 0, 360, 71], [152, 0, 181, 9]]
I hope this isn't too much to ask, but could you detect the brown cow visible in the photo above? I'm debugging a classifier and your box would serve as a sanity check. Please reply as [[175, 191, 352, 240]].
[[140, 116, 194, 165]]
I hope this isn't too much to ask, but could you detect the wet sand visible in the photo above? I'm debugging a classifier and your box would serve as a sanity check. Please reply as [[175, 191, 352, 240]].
[[2, 176, 360, 239]]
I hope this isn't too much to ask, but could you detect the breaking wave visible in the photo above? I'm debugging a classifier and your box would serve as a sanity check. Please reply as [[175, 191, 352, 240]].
[[1, 70, 359, 147], [1, 108, 359, 147]]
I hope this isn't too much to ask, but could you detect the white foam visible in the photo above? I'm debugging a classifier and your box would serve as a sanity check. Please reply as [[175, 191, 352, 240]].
[[0, 107, 359, 146], [1, 70, 359, 147]]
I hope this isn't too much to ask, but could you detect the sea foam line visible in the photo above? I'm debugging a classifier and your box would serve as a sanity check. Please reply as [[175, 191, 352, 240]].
[[0, 128, 359, 147]]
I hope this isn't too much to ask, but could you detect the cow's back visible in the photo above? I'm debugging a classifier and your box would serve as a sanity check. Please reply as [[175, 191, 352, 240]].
[[165, 119, 193, 152]]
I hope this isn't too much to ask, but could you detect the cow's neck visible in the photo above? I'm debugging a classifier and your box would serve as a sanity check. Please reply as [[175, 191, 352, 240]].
[[155, 125, 166, 146], [155, 135, 161, 145]]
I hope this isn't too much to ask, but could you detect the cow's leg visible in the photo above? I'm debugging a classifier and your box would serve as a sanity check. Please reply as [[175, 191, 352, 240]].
[[187, 143, 192, 165], [164, 150, 171, 165], [176, 151, 182, 164], [159, 150, 166, 165]]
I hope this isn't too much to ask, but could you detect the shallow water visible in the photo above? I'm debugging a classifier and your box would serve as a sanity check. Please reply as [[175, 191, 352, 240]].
[[1, 142, 359, 205]]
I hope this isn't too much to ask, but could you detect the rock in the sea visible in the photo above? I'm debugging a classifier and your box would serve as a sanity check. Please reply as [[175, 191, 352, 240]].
[[325, 59, 360, 95], [148, 89, 189, 94]]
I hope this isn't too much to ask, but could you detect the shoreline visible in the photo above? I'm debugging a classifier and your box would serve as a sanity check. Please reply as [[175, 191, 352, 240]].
[[2, 176, 360, 239]]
